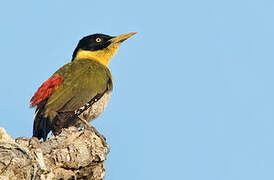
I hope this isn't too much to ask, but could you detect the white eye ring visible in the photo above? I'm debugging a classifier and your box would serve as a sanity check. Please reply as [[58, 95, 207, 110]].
[[96, 38, 102, 42]]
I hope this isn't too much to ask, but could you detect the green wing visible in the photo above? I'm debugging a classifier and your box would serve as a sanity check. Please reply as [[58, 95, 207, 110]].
[[44, 59, 112, 119]]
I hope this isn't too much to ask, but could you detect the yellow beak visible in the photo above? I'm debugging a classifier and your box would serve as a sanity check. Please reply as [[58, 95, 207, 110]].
[[110, 32, 137, 43]]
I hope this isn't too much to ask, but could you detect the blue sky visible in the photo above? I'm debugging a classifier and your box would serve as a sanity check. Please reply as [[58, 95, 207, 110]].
[[1, 0, 274, 179]]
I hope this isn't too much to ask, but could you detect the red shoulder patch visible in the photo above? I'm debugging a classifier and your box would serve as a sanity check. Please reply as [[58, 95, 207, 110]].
[[30, 75, 63, 108]]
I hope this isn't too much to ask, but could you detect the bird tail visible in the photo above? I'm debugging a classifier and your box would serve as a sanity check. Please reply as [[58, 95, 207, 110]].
[[33, 109, 51, 141]]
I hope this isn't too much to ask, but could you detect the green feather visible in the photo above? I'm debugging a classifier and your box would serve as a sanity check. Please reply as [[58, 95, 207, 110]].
[[44, 59, 113, 120]]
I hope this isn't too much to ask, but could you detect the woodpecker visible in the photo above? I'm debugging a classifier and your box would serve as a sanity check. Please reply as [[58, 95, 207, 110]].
[[30, 32, 136, 140]]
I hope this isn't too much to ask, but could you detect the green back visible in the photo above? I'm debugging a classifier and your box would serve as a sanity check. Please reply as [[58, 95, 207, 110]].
[[44, 59, 113, 119]]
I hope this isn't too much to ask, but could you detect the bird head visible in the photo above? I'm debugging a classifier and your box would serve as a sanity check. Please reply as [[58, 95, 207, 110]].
[[72, 32, 136, 66]]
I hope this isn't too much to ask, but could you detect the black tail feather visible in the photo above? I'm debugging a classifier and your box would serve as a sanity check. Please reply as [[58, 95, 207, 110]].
[[33, 113, 51, 141], [32, 100, 52, 141]]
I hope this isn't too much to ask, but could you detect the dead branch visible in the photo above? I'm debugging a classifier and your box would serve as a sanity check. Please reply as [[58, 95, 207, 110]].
[[0, 126, 108, 180]]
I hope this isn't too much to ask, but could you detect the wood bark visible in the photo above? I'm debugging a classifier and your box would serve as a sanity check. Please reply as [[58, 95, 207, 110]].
[[0, 126, 108, 180]]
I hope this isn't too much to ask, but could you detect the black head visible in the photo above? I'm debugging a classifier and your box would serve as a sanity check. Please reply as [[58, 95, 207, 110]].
[[72, 34, 113, 61]]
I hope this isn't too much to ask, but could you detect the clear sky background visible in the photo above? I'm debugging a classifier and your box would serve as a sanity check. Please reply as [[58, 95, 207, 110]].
[[0, 0, 274, 179]]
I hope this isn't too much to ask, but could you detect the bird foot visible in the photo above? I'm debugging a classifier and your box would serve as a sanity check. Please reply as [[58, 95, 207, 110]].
[[87, 126, 110, 154], [78, 117, 92, 128], [78, 117, 110, 154]]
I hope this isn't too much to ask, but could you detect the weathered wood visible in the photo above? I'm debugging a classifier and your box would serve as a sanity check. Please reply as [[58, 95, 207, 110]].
[[0, 127, 108, 180]]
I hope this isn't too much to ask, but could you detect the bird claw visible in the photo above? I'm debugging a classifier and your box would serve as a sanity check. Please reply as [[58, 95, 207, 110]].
[[87, 126, 110, 154], [89, 126, 110, 154], [78, 117, 92, 128], [78, 117, 110, 154]]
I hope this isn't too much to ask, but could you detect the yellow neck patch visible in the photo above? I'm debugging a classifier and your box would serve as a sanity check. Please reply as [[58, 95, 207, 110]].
[[73, 43, 120, 66]]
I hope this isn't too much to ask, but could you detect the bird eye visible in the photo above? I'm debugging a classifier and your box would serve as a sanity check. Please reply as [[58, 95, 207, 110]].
[[96, 38, 102, 43]]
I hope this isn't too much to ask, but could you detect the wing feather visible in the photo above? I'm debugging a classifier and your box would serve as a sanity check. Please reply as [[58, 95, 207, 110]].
[[44, 59, 112, 119]]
